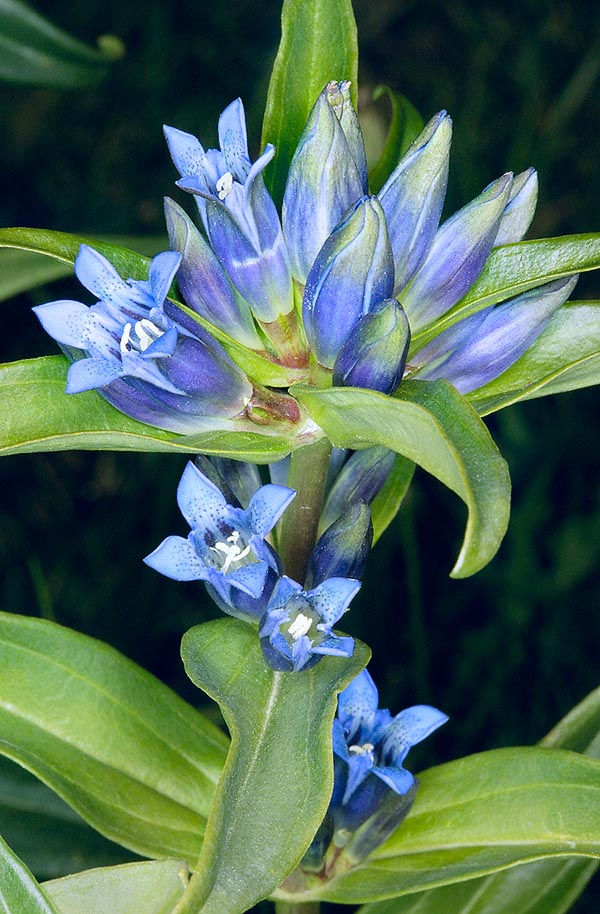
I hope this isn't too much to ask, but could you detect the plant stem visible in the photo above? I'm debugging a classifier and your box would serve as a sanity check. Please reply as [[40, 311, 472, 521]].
[[169, 869, 208, 914], [277, 437, 332, 584], [274, 902, 321, 914]]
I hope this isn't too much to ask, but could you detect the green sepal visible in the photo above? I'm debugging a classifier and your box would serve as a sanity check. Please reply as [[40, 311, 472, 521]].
[[412, 234, 600, 350], [261, 0, 359, 207], [294, 381, 510, 577], [0, 830, 60, 914], [468, 301, 600, 415], [180, 617, 370, 914], [0, 612, 229, 864], [0, 357, 295, 461], [369, 87, 425, 194], [43, 859, 189, 914], [0, 226, 306, 387], [276, 747, 600, 905]]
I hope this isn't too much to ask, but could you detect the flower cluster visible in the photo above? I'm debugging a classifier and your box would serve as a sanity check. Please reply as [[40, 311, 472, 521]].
[[34, 81, 577, 435]]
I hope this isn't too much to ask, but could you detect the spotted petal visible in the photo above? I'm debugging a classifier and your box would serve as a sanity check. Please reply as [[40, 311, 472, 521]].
[[337, 668, 380, 740], [33, 299, 103, 349], [176, 461, 227, 527], [310, 577, 361, 625], [148, 250, 181, 307], [382, 705, 450, 766], [249, 484, 296, 536], [218, 97, 251, 180], [143, 535, 209, 581], [163, 125, 207, 178], [66, 357, 122, 393]]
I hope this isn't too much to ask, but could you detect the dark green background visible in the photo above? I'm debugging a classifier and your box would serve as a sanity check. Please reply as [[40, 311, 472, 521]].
[[0, 0, 599, 907]]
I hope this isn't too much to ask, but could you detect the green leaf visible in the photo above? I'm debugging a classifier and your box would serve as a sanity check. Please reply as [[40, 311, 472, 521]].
[[180, 617, 370, 914], [43, 859, 188, 914], [0, 356, 295, 461], [285, 747, 600, 905], [261, 0, 359, 207], [467, 301, 600, 415], [0, 757, 134, 881], [355, 685, 600, 914], [0, 612, 229, 864], [0, 0, 114, 88], [412, 234, 600, 350], [0, 831, 60, 914], [369, 454, 415, 545], [0, 226, 306, 387], [369, 88, 424, 194], [294, 381, 510, 577]]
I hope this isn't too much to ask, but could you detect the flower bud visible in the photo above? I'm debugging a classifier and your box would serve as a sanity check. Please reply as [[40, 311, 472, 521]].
[[332, 298, 410, 394], [307, 501, 373, 589], [283, 81, 367, 283], [494, 167, 538, 246], [302, 197, 394, 367], [320, 447, 396, 532]]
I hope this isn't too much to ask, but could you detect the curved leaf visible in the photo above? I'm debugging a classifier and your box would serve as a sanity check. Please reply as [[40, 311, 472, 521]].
[[369, 88, 424, 194], [0, 227, 306, 386], [0, 357, 295, 461], [180, 618, 370, 914], [468, 301, 600, 415], [0, 0, 113, 88], [0, 831, 59, 914], [0, 613, 229, 864], [43, 859, 188, 914], [412, 234, 600, 350], [369, 454, 415, 545], [356, 684, 600, 914], [261, 0, 359, 207], [294, 381, 511, 577], [282, 747, 600, 905]]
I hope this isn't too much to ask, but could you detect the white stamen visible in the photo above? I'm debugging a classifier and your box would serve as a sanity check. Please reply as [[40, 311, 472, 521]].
[[216, 172, 234, 200], [211, 529, 252, 573], [288, 612, 313, 640], [349, 742, 374, 756], [120, 322, 132, 353], [120, 319, 164, 354]]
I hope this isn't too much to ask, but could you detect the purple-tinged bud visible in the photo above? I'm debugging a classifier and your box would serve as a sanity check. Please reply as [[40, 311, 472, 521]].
[[412, 274, 578, 393], [494, 167, 538, 246], [164, 197, 262, 349], [307, 502, 373, 589], [401, 173, 513, 332], [302, 197, 395, 368], [320, 447, 396, 533], [379, 111, 452, 293], [283, 81, 367, 283], [332, 298, 411, 394]]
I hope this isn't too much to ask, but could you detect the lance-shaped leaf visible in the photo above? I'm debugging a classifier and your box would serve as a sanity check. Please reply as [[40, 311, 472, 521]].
[[43, 859, 189, 914], [468, 301, 600, 415], [294, 381, 510, 577], [276, 747, 600, 905], [354, 685, 600, 914], [0, 226, 306, 387], [261, 0, 358, 207], [0, 357, 296, 461], [0, 612, 229, 864], [180, 617, 369, 914], [412, 233, 600, 348], [369, 87, 425, 194], [0, 831, 60, 914]]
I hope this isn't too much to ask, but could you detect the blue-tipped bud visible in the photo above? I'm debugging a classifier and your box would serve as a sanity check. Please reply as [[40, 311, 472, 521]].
[[283, 81, 367, 283], [164, 197, 262, 349], [307, 502, 373, 589], [379, 111, 452, 293], [401, 172, 513, 332], [332, 298, 411, 394], [412, 274, 578, 393], [302, 196, 395, 368], [494, 167, 538, 246], [320, 447, 396, 533]]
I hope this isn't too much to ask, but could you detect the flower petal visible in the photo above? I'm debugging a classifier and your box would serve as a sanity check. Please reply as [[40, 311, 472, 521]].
[[163, 125, 207, 178], [382, 705, 450, 765], [218, 97, 250, 180], [494, 167, 538, 246], [148, 250, 181, 308], [248, 484, 296, 536], [33, 299, 102, 349], [143, 535, 209, 581], [66, 357, 122, 392], [310, 577, 361, 624], [176, 461, 227, 527]]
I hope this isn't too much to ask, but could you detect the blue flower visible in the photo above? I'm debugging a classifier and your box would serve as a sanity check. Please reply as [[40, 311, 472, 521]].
[[164, 98, 294, 324], [144, 461, 295, 612], [33, 245, 253, 434], [258, 575, 359, 672]]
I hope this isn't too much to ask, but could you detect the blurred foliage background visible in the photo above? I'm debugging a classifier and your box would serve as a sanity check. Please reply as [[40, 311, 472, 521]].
[[0, 0, 599, 903]]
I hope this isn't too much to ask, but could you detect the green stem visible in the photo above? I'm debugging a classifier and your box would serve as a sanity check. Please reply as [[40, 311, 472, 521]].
[[277, 437, 332, 584], [170, 869, 208, 914], [275, 902, 321, 914]]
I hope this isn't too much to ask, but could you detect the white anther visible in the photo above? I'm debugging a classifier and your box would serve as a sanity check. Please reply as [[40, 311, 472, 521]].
[[349, 742, 375, 756], [216, 172, 234, 200], [211, 529, 252, 573], [134, 318, 163, 351], [288, 612, 313, 640]]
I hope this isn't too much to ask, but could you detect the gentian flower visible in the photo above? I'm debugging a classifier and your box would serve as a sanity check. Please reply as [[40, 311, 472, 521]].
[[144, 461, 295, 611], [306, 502, 372, 589], [258, 575, 359, 672], [164, 98, 294, 325], [319, 447, 397, 533], [332, 298, 411, 395], [33, 245, 253, 434]]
